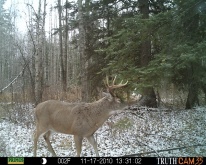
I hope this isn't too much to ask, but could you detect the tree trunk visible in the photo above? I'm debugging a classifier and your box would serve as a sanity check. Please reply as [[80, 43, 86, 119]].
[[64, 0, 68, 89], [58, 0, 67, 99], [202, 84, 206, 104], [78, 0, 89, 102], [35, 0, 46, 105], [138, 0, 157, 108], [139, 0, 150, 66], [185, 82, 199, 109], [138, 87, 157, 108]]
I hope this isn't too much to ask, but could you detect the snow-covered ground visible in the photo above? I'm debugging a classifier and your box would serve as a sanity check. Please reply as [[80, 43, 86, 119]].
[[0, 105, 206, 157]]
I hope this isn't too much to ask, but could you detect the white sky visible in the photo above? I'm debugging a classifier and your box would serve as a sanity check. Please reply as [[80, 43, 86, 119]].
[[4, 0, 56, 34]]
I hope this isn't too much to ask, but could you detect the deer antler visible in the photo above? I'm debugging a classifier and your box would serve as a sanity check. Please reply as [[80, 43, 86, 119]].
[[105, 75, 128, 89], [105, 75, 128, 96]]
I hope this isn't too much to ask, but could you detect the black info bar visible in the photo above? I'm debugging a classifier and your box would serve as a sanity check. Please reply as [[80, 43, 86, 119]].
[[0, 157, 205, 165]]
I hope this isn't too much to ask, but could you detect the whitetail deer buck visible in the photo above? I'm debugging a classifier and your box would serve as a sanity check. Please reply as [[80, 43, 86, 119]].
[[33, 76, 128, 157]]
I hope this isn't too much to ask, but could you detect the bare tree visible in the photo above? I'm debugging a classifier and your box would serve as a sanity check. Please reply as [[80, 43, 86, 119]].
[[58, 0, 67, 97], [64, 0, 68, 88], [34, 0, 47, 105], [33, 76, 128, 157], [78, 0, 90, 102]]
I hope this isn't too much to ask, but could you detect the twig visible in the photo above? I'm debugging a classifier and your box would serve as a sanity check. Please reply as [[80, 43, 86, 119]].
[[122, 144, 206, 157], [0, 67, 25, 93], [135, 139, 160, 157]]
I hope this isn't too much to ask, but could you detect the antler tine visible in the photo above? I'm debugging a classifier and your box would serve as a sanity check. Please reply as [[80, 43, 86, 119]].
[[105, 75, 109, 87], [105, 75, 128, 89], [113, 80, 128, 88], [112, 75, 117, 86], [121, 80, 128, 86]]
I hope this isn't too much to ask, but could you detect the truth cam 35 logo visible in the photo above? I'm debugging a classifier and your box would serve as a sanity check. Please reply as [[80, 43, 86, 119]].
[[157, 157, 204, 165]]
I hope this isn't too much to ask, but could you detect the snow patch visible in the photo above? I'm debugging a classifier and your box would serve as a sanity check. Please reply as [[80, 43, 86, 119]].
[[0, 106, 206, 157]]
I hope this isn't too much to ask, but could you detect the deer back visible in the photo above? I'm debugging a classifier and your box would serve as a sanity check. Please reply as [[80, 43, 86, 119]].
[[35, 100, 79, 134]]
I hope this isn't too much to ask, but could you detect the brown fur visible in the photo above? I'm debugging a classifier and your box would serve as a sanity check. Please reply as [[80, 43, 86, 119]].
[[33, 92, 126, 157]]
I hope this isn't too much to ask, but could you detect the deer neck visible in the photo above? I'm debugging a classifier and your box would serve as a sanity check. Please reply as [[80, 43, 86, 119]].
[[85, 97, 113, 126], [96, 97, 118, 120]]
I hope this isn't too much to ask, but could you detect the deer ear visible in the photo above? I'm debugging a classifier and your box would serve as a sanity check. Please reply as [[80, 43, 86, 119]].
[[102, 92, 113, 101]]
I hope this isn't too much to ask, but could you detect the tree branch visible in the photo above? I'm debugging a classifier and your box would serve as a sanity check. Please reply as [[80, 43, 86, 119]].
[[122, 144, 206, 157], [0, 67, 26, 93]]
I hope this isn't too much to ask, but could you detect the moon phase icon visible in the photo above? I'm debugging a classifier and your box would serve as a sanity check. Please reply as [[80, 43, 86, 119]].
[[41, 158, 47, 165]]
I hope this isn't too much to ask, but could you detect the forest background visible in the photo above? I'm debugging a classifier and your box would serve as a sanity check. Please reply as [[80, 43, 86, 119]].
[[0, 0, 206, 109]]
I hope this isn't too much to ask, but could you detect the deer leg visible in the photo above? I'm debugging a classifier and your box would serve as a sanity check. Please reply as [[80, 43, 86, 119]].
[[73, 135, 83, 157], [34, 126, 47, 157], [43, 131, 57, 157], [86, 135, 99, 157], [33, 130, 39, 157]]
